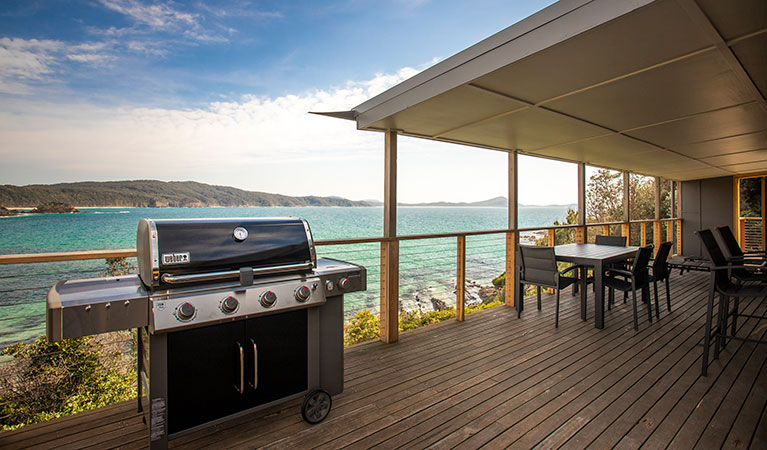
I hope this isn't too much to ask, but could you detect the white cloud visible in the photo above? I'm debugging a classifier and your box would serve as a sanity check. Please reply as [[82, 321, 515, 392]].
[[0, 38, 113, 94], [100, 0, 197, 29], [0, 67, 518, 203]]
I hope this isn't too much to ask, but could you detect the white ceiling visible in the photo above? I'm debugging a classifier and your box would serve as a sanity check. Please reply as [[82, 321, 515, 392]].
[[341, 0, 767, 180]]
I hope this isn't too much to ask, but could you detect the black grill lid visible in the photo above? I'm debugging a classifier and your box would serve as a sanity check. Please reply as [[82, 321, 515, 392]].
[[137, 217, 316, 288]]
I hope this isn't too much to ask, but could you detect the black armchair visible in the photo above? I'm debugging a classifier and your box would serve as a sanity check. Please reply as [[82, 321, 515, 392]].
[[712, 226, 767, 284], [603, 246, 654, 331], [697, 229, 767, 376], [649, 241, 673, 313], [518, 246, 581, 327]]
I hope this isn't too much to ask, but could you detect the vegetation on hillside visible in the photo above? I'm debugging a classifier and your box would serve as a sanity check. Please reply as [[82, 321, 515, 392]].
[[0, 258, 138, 430], [0, 180, 369, 208]]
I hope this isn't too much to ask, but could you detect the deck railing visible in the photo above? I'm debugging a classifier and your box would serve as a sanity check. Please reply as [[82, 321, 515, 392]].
[[738, 217, 765, 253], [0, 217, 681, 346]]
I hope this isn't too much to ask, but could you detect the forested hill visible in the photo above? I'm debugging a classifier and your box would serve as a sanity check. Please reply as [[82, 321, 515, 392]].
[[0, 180, 369, 208]]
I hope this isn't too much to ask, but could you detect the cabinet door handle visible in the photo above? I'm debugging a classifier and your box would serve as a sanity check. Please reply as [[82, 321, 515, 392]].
[[236, 341, 244, 395], [251, 339, 258, 390]]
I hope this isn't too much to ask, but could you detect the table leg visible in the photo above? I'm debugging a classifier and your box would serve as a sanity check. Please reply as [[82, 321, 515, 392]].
[[594, 261, 604, 329], [580, 267, 587, 321]]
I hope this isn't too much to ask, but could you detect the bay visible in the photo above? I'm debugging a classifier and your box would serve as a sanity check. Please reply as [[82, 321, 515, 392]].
[[0, 205, 571, 346]]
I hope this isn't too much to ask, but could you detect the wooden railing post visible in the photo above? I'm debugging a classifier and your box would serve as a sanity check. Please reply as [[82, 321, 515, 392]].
[[653, 220, 662, 254], [505, 231, 518, 308], [456, 235, 466, 322], [576, 226, 586, 244], [739, 217, 746, 245], [640, 222, 647, 246], [621, 223, 631, 245], [548, 229, 556, 246], [602, 224, 610, 236], [666, 220, 673, 244], [676, 219, 683, 255], [380, 240, 399, 343]]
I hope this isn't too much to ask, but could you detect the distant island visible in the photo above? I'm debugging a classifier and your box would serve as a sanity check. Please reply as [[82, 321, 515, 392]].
[[0, 180, 369, 208], [365, 197, 575, 208]]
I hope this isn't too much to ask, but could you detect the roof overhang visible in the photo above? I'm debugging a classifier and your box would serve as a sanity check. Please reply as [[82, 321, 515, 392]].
[[340, 0, 767, 180]]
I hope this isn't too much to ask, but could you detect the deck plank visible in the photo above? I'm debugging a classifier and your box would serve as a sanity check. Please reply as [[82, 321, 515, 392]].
[[1, 271, 766, 450]]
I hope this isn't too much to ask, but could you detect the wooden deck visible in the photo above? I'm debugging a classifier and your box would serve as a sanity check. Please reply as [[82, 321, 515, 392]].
[[2, 270, 766, 449]]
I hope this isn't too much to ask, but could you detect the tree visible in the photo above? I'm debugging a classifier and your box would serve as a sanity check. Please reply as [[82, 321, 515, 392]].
[[586, 169, 623, 222]]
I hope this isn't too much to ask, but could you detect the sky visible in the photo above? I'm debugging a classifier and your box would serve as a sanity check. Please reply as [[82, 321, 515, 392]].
[[0, 0, 579, 204]]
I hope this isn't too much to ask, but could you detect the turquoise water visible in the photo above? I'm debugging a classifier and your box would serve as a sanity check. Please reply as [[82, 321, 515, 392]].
[[0, 206, 571, 346]]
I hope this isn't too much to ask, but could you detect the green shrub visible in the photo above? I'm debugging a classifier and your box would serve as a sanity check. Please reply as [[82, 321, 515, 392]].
[[344, 310, 380, 345], [399, 307, 456, 331], [0, 333, 136, 430]]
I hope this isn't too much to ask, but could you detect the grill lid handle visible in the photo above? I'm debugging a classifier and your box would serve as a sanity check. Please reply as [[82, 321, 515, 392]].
[[160, 262, 314, 285]]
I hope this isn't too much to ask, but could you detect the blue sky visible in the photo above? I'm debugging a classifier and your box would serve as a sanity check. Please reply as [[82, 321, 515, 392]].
[[0, 0, 580, 204]]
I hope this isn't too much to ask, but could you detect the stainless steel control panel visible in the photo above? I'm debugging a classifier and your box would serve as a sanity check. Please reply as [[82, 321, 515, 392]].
[[149, 275, 326, 333]]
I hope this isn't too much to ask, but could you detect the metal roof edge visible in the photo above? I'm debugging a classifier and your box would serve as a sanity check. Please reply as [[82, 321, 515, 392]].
[[353, 0, 656, 129]]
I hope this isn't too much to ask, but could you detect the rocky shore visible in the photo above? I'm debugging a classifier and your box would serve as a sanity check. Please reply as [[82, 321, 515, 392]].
[[0, 202, 83, 216]]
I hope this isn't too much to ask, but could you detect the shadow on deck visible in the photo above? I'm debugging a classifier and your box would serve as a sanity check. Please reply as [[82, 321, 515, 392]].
[[1, 271, 765, 449]]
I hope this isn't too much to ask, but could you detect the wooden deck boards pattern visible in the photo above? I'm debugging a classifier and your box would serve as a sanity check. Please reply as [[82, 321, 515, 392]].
[[1, 271, 765, 449]]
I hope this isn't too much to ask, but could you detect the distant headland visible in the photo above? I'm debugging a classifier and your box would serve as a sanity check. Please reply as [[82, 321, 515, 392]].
[[0, 180, 369, 208]]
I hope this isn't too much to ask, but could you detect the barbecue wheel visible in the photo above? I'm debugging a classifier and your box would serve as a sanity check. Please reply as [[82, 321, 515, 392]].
[[301, 389, 332, 424]]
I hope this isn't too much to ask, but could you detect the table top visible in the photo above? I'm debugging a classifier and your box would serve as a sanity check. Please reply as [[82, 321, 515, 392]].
[[554, 243, 639, 264]]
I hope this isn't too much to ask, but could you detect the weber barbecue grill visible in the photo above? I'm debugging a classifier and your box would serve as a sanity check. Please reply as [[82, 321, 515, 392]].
[[46, 217, 366, 450]]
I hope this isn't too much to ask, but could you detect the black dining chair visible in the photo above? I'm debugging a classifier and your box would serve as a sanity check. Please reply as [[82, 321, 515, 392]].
[[518, 245, 581, 327], [716, 225, 767, 260], [649, 241, 673, 313], [603, 245, 654, 331], [595, 235, 627, 246], [712, 226, 767, 284], [572, 235, 627, 297], [697, 229, 767, 376]]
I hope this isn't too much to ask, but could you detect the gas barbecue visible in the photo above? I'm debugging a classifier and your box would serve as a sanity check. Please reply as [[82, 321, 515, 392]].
[[46, 217, 366, 449]]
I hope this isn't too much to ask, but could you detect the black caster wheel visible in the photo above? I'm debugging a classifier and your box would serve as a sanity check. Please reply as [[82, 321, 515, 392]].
[[301, 389, 332, 424]]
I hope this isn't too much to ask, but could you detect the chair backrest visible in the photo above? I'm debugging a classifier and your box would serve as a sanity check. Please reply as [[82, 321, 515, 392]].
[[715, 226, 744, 259], [630, 246, 653, 286], [652, 241, 673, 280], [519, 245, 557, 287], [697, 229, 732, 289], [595, 235, 627, 246]]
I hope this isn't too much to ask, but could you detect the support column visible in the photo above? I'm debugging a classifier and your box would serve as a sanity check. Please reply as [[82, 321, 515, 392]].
[[505, 151, 519, 308], [380, 130, 399, 343], [577, 163, 586, 243], [456, 235, 466, 321], [622, 172, 631, 243], [654, 177, 662, 253]]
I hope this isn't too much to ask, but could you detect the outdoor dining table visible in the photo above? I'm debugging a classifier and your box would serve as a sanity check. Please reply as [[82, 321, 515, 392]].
[[552, 243, 639, 329], [515, 243, 640, 329]]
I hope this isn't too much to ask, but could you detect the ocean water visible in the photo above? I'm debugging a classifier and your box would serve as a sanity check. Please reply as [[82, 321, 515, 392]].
[[0, 206, 571, 347]]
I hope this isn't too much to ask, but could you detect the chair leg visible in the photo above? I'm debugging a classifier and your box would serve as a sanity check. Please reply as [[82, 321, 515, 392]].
[[623, 291, 628, 303], [653, 281, 660, 319], [643, 286, 652, 323], [537, 287, 541, 310], [608, 288, 613, 310], [631, 289, 639, 331], [702, 283, 716, 376], [518, 283, 524, 318], [714, 295, 727, 360], [665, 277, 671, 311], [729, 297, 739, 348], [556, 289, 560, 328]]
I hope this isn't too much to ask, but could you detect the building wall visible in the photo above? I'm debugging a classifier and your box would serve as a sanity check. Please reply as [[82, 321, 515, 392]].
[[681, 176, 734, 257]]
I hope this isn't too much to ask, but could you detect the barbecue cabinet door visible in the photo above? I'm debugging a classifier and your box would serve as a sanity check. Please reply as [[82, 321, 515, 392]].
[[245, 309, 308, 405], [167, 321, 247, 434]]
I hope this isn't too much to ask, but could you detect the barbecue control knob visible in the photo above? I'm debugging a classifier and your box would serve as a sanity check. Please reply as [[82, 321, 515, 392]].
[[295, 285, 311, 302], [176, 302, 195, 321], [338, 277, 351, 290], [221, 296, 239, 314], [260, 291, 277, 308], [325, 280, 334, 292]]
